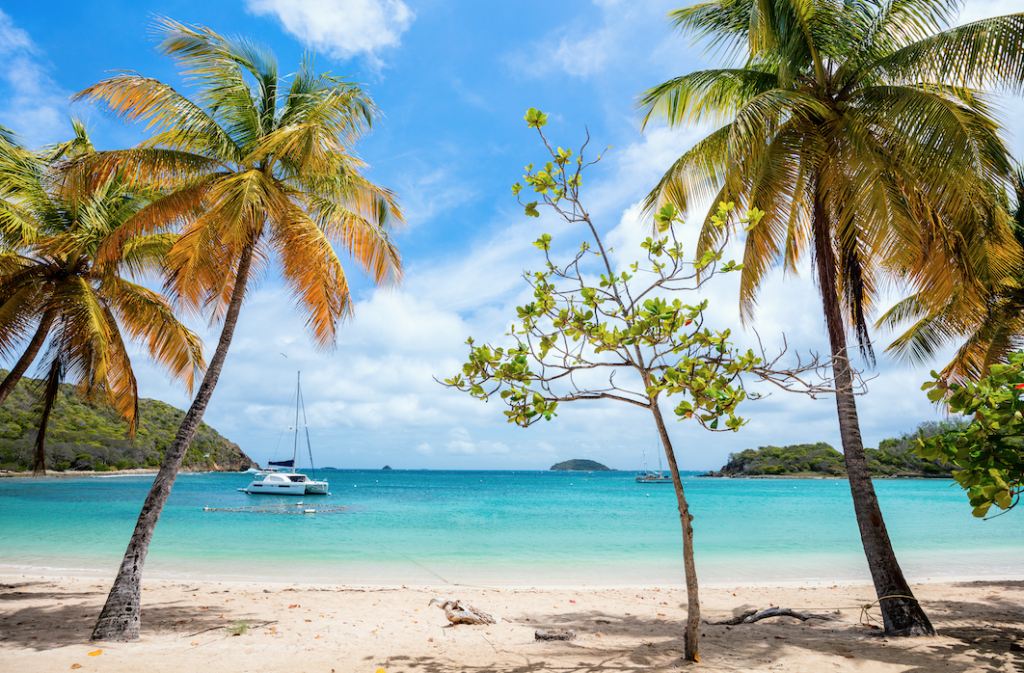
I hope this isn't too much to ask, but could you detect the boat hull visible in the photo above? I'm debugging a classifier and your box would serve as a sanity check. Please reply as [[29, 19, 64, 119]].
[[242, 473, 330, 495], [304, 481, 329, 495], [243, 480, 306, 495]]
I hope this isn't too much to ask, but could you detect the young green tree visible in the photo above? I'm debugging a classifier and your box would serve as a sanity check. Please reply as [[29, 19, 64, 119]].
[[70, 20, 403, 642], [638, 0, 1024, 636], [918, 352, 1024, 516], [445, 110, 838, 663]]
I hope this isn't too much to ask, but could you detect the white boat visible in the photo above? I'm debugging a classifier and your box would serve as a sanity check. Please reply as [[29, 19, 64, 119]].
[[243, 471, 329, 495], [636, 449, 673, 484], [241, 372, 330, 496]]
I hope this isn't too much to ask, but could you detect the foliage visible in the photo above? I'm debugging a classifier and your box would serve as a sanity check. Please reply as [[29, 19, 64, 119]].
[[918, 352, 1024, 516], [549, 459, 614, 471], [879, 166, 1024, 383], [719, 443, 846, 476], [446, 109, 830, 432], [715, 421, 963, 477], [0, 370, 252, 472], [0, 121, 205, 471], [68, 18, 404, 344], [639, 2, 1024, 345]]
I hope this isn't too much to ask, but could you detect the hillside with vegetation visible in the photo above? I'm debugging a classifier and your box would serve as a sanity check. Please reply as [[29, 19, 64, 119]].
[[550, 459, 615, 471], [0, 371, 254, 472], [703, 422, 965, 478]]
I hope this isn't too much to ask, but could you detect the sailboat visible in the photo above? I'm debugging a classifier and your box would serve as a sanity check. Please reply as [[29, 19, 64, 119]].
[[240, 372, 330, 495], [635, 448, 673, 484]]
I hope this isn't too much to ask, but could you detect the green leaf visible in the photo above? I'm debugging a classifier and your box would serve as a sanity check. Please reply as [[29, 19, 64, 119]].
[[524, 108, 548, 128]]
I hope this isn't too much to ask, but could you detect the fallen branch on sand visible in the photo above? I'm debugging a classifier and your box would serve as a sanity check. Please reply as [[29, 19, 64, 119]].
[[535, 629, 576, 641], [183, 620, 277, 638], [708, 607, 837, 625], [429, 598, 499, 625]]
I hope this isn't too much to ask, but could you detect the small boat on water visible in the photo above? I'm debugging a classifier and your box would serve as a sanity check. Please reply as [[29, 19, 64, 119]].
[[243, 468, 329, 495], [241, 372, 329, 496], [636, 449, 673, 484]]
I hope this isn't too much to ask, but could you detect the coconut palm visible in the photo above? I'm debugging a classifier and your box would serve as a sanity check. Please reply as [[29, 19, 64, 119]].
[[0, 121, 205, 472], [638, 0, 1024, 635], [71, 19, 403, 642], [880, 166, 1024, 381]]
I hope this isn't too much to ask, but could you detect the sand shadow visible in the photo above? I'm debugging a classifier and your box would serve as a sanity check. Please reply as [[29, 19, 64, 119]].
[[370, 597, 1024, 673], [0, 581, 263, 650]]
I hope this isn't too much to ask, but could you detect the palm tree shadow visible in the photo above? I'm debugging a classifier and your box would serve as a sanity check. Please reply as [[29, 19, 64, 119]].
[[382, 600, 1024, 673], [0, 581, 247, 649]]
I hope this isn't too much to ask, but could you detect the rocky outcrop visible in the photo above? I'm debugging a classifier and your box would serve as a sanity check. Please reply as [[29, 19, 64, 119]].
[[550, 459, 614, 471]]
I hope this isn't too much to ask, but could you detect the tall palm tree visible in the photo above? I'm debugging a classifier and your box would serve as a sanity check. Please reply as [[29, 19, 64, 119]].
[[638, 0, 1024, 635], [880, 166, 1024, 381], [0, 121, 205, 472], [71, 19, 403, 642]]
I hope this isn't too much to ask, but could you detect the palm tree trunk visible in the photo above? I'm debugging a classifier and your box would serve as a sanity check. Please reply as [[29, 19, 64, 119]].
[[812, 190, 935, 637], [91, 243, 256, 642], [31, 354, 64, 474], [0, 309, 55, 405], [651, 396, 701, 662]]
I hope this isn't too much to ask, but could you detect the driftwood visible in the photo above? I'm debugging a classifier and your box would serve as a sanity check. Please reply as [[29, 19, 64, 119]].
[[535, 629, 576, 641], [709, 607, 837, 625], [429, 598, 498, 625]]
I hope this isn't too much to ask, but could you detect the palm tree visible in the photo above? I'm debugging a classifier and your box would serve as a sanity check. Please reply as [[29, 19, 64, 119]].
[[71, 19, 403, 642], [0, 121, 205, 472], [638, 0, 1024, 635], [880, 166, 1024, 381]]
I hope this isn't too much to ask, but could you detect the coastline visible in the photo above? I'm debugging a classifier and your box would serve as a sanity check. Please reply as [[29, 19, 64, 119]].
[[0, 468, 245, 478], [3, 572, 1021, 672]]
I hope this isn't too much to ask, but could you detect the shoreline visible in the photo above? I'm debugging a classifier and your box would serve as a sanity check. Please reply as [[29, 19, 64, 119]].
[[0, 468, 958, 480], [6, 568, 1024, 590], [3, 572, 1021, 672], [5, 564, 1023, 590]]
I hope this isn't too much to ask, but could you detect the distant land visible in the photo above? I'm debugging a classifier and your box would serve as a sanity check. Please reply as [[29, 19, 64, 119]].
[[701, 423, 960, 478], [550, 459, 615, 471], [382, 465, 392, 470], [0, 371, 254, 473]]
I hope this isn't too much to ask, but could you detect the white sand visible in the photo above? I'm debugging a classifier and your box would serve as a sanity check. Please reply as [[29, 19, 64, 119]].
[[2, 573, 1022, 672]]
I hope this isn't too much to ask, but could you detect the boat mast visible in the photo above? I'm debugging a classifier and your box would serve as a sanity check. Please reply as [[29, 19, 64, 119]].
[[292, 371, 301, 473]]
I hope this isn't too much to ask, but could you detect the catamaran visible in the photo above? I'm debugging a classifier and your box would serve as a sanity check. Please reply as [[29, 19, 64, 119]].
[[241, 372, 330, 496]]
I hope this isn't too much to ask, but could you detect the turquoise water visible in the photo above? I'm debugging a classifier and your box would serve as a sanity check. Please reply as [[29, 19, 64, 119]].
[[0, 471, 1019, 585]]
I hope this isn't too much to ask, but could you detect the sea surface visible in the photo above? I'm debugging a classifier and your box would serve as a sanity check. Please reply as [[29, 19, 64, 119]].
[[0, 470, 1019, 585]]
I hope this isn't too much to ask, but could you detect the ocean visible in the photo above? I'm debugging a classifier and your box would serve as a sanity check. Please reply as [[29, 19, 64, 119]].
[[0, 470, 1019, 586]]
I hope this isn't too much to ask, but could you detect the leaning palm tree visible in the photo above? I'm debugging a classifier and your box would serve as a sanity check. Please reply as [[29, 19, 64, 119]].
[[0, 121, 205, 472], [71, 19, 403, 642], [639, 0, 1024, 635], [880, 166, 1024, 381]]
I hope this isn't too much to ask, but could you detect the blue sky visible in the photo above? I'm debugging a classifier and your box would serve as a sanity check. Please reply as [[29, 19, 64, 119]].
[[1, 0, 1022, 471]]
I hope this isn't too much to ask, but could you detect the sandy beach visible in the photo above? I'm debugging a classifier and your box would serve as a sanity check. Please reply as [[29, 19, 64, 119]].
[[2, 574, 1022, 672]]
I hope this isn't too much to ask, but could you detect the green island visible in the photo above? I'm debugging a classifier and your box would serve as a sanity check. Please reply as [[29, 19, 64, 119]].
[[549, 459, 615, 471], [702, 422, 961, 478], [0, 371, 254, 473]]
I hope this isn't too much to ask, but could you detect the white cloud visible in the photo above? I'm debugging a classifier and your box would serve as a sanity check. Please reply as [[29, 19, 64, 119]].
[[507, 1, 685, 80], [550, 28, 615, 78], [0, 9, 70, 146], [394, 165, 478, 229], [244, 0, 414, 65]]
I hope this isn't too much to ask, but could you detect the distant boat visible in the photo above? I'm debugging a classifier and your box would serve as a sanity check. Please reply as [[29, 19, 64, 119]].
[[241, 372, 329, 496], [636, 449, 673, 484]]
